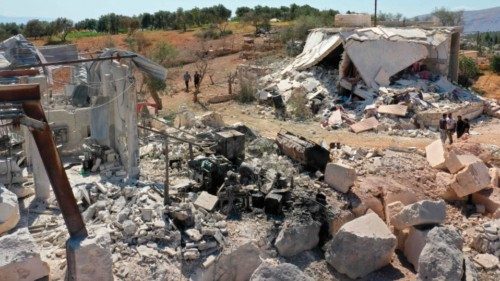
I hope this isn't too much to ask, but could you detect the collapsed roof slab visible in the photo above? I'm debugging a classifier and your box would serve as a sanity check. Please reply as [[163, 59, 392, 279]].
[[345, 39, 429, 89], [289, 30, 343, 71]]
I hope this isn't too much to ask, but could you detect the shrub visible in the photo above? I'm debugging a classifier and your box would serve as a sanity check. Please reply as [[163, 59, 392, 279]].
[[150, 42, 178, 67], [287, 88, 312, 121], [236, 77, 256, 104], [195, 26, 233, 40], [491, 55, 500, 73], [458, 55, 479, 87]]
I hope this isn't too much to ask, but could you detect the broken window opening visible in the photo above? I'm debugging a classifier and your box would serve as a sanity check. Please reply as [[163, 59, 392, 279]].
[[318, 44, 345, 70]]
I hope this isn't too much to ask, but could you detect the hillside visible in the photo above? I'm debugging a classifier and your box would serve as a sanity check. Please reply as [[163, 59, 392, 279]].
[[463, 6, 500, 33]]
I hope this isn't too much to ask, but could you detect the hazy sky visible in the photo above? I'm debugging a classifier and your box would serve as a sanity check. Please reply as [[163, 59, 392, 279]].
[[0, 0, 498, 21]]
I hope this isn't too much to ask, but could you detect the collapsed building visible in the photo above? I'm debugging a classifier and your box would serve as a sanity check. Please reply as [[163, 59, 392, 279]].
[[0, 25, 499, 281], [259, 26, 499, 135]]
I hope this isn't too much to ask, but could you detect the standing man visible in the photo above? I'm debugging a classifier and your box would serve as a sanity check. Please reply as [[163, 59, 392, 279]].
[[194, 71, 201, 92], [456, 115, 466, 139], [446, 113, 457, 144], [183, 71, 191, 92], [439, 114, 447, 143]]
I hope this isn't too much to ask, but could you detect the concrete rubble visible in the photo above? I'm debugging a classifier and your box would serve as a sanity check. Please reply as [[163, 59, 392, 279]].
[[0, 28, 499, 281], [0, 184, 20, 235], [0, 228, 50, 281]]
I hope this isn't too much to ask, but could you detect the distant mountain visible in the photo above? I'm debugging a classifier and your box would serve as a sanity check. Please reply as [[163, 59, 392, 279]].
[[0, 15, 52, 24], [463, 7, 500, 33]]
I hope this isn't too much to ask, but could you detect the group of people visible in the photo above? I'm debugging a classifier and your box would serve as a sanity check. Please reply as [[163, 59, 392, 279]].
[[439, 113, 470, 144], [183, 71, 201, 92]]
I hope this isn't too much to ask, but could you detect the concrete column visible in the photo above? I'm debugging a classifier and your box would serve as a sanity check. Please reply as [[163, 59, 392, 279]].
[[122, 64, 139, 179], [448, 32, 460, 83], [29, 134, 51, 201]]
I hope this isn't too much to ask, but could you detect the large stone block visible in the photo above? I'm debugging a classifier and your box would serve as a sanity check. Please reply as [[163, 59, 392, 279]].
[[417, 226, 464, 281], [0, 185, 20, 235], [275, 219, 321, 257], [325, 213, 396, 279], [0, 228, 50, 281], [490, 167, 499, 188], [392, 200, 446, 230], [426, 140, 446, 169], [445, 151, 482, 174], [404, 227, 431, 271], [324, 163, 356, 193], [452, 161, 491, 197]]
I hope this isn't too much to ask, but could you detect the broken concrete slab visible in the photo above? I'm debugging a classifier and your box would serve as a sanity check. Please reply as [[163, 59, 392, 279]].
[[417, 226, 464, 281], [250, 262, 314, 281], [324, 162, 356, 193], [426, 139, 446, 170], [445, 150, 482, 174], [378, 104, 408, 117], [472, 188, 499, 215], [211, 242, 262, 281], [374, 68, 391, 87], [453, 161, 492, 197], [0, 228, 49, 281], [289, 31, 342, 71], [392, 200, 446, 230], [325, 212, 397, 279], [275, 219, 321, 257], [350, 117, 379, 133], [0, 185, 20, 235], [194, 191, 219, 212], [404, 226, 431, 271]]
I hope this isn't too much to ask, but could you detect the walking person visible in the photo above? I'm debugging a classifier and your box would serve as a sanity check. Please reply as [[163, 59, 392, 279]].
[[446, 113, 457, 145], [183, 71, 191, 92], [439, 114, 447, 143], [194, 71, 201, 92]]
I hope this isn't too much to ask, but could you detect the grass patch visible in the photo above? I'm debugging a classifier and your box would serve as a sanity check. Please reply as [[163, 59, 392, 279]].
[[67, 30, 103, 41]]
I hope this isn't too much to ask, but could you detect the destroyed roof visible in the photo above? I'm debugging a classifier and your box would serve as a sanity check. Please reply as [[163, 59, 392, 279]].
[[289, 26, 460, 72], [0, 35, 41, 69]]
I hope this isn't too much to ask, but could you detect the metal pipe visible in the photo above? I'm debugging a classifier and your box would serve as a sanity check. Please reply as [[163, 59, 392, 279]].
[[138, 125, 204, 147], [0, 69, 40, 77]]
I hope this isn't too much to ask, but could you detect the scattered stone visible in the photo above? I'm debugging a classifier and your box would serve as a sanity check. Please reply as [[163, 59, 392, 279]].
[[325, 212, 397, 279], [473, 253, 498, 270], [122, 220, 137, 236], [392, 200, 446, 230], [0, 228, 50, 281], [186, 229, 203, 242], [275, 219, 321, 257], [250, 262, 314, 281], [184, 249, 200, 260], [378, 104, 408, 117], [417, 226, 464, 281], [194, 191, 219, 211], [350, 117, 379, 133], [464, 256, 479, 281], [324, 162, 356, 193], [0, 185, 20, 235]]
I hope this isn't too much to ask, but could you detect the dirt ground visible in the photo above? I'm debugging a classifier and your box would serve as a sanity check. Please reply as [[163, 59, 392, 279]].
[[474, 70, 500, 101]]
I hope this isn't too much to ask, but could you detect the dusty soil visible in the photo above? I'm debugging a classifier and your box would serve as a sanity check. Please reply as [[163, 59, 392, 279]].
[[474, 71, 500, 101]]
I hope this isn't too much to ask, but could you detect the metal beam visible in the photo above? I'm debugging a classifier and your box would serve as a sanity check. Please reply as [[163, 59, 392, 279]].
[[9, 54, 138, 69], [0, 69, 40, 77]]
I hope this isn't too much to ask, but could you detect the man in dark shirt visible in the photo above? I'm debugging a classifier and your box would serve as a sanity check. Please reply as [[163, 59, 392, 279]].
[[456, 115, 466, 138], [439, 114, 447, 143], [194, 71, 201, 91]]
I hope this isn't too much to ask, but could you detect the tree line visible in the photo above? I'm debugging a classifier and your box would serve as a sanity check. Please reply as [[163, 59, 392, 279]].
[[0, 4, 342, 41]]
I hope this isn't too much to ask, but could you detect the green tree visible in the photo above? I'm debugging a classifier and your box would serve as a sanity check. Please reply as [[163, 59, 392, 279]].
[[491, 56, 500, 73], [140, 13, 153, 29], [432, 7, 463, 26], [25, 20, 46, 39], [52, 18, 74, 41]]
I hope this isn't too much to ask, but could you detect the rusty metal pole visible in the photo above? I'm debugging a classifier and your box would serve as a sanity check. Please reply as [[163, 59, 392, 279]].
[[164, 136, 170, 205], [0, 85, 87, 239]]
